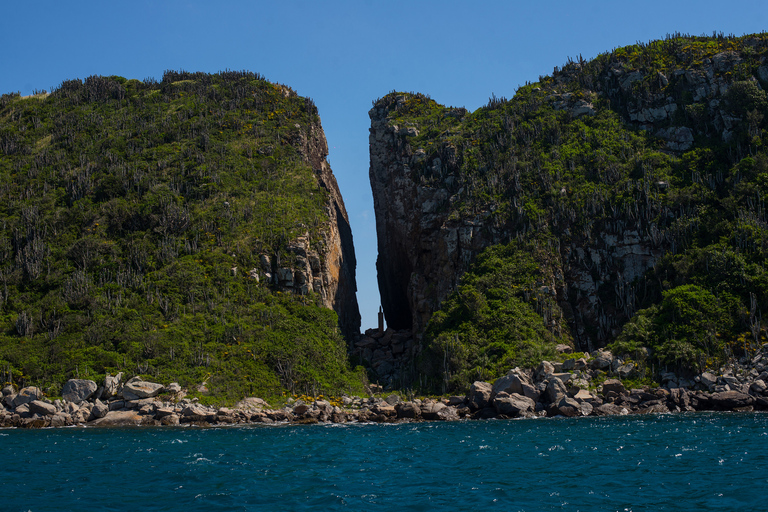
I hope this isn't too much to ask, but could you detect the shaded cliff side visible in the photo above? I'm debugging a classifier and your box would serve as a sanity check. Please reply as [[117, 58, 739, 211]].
[[0, 70, 361, 399], [370, 33, 768, 389]]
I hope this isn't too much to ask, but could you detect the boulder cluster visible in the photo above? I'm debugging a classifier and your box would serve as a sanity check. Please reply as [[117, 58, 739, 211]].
[[458, 343, 768, 420], [0, 373, 183, 428], [4, 344, 768, 428]]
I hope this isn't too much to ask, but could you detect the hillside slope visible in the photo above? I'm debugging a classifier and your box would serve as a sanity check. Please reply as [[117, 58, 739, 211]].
[[0, 70, 361, 400], [369, 33, 768, 390]]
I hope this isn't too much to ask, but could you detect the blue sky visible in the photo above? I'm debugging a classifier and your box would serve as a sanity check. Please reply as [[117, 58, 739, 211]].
[[2, 1, 766, 329]]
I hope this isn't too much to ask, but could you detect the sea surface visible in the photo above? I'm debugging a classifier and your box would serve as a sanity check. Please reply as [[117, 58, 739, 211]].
[[2, 413, 766, 511]]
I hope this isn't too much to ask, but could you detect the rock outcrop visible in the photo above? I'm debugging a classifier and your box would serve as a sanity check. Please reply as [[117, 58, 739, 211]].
[[369, 102, 503, 333], [369, 39, 768, 351], [263, 114, 360, 340]]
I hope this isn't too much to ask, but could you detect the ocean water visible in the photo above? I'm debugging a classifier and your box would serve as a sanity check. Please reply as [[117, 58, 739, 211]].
[[2, 413, 766, 511]]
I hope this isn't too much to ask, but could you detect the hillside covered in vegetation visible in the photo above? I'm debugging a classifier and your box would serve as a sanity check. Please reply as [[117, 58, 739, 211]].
[[0, 70, 363, 401], [369, 33, 768, 391]]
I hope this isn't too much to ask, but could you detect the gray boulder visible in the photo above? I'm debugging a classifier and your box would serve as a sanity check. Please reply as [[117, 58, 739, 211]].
[[89, 399, 109, 420], [593, 403, 629, 416], [160, 413, 180, 426], [555, 396, 582, 417], [521, 382, 542, 402], [468, 381, 493, 410], [89, 410, 147, 426], [395, 401, 420, 419], [1, 384, 14, 396], [492, 370, 530, 396], [534, 361, 555, 382], [493, 392, 535, 417], [50, 412, 72, 427], [545, 377, 568, 404], [122, 380, 164, 400], [578, 401, 594, 416], [749, 380, 767, 395], [3, 393, 16, 408], [438, 407, 460, 421], [181, 403, 216, 422], [234, 397, 268, 411], [562, 358, 587, 371], [710, 391, 754, 410], [62, 379, 97, 404], [636, 403, 671, 414], [616, 363, 636, 379], [155, 406, 177, 419], [28, 400, 57, 416], [102, 372, 123, 398], [601, 379, 626, 395], [590, 353, 613, 370], [12, 386, 42, 408], [420, 401, 447, 420], [384, 394, 400, 405], [567, 378, 590, 397], [699, 372, 718, 390]]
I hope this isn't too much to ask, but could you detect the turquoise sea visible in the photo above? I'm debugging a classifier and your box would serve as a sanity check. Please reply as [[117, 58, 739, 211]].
[[3, 413, 767, 511]]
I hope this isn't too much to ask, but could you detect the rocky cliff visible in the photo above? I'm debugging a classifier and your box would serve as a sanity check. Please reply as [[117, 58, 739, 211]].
[[275, 114, 360, 340], [0, 71, 362, 399], [369, 33, 768, 377]]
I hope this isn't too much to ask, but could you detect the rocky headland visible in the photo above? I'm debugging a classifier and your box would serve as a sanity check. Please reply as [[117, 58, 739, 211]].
[[364, 34, 768, 393]]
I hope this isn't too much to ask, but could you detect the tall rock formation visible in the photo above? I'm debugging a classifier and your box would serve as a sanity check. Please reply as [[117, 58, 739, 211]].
[[370, 101, 518, 334], [370, 34, 768, 353], [293, 116, 360, 339]]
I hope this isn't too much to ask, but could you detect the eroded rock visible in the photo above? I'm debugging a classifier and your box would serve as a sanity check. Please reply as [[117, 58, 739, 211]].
[[62, 379, 97, 404]]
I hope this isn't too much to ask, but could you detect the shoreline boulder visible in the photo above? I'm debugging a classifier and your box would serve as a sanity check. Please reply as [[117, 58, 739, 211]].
[[122, 379, 165, 400], [62, 379, 97, 404]]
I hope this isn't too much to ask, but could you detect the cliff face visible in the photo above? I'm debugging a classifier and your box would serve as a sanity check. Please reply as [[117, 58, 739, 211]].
[[279, 116, 360, 340], [370, 105, 520, 333], [370, 34, 768, 356]]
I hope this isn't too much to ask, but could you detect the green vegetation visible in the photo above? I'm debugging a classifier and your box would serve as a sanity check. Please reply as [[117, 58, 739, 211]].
[[419, 239, 562, 392], [378, 33, 768, 389], [0, 70, 364, 402]]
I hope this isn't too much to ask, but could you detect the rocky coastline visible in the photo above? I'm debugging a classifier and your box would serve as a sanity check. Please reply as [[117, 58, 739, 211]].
[[3, 344, 768, 429]]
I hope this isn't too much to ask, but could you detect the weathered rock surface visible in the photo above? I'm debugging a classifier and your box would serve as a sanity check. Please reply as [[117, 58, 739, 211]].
[[122, 380, 165, 400], [89, 399, 109, 420], [493, 392, 535, 417], [28, 400, 57, 416], [602, 379, 626, 395], [492, 370, 531, 396], [102, 373, 123, 398], [351, 327, 416, 387], [62, 379, 98, 404], [12, 386, 42, 407], [468, 381, 493, 410], [89, 410, 148, 427]]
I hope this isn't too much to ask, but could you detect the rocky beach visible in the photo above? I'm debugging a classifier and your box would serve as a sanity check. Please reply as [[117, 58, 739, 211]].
[[4, 341, 768, 429]]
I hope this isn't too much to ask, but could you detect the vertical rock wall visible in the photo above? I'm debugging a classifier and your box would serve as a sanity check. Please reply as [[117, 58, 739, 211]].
[[267, 115, 361, 340]]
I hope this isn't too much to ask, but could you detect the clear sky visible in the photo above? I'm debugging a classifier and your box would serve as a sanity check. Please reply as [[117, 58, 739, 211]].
[[2, 1, 766, 330]]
